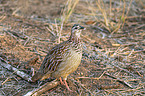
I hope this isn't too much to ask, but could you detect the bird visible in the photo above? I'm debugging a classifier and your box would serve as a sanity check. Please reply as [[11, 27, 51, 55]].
[[31, 24, 85, 91]]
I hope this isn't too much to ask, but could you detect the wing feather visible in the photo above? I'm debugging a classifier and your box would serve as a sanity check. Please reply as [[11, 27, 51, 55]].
[[40, 41, 70, 74]]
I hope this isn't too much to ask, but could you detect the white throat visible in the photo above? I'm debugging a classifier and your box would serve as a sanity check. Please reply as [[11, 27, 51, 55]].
[[75, 31, 81, 38], [72, 30, 81, 38]]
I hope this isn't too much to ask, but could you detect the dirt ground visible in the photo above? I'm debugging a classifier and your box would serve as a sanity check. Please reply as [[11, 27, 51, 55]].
[[0, 0, 145, 96]]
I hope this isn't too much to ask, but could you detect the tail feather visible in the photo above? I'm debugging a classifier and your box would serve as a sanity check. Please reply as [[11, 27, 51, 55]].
[[31, 72, 43, 82], [40, 73, 51, 81]]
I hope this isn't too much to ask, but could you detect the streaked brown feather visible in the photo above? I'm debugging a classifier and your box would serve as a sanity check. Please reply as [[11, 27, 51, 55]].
[[31, 24, 84, 83], [40, 41, 70, 73]]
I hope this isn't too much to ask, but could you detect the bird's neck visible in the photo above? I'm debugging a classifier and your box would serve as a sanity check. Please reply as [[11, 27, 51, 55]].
[[69, 33, 81, 43]]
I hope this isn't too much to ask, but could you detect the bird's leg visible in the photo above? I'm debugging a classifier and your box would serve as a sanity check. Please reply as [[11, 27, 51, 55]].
[[59, 77, 73, 92], [59, 77, 64, 85], [64, 80, 73, 92]]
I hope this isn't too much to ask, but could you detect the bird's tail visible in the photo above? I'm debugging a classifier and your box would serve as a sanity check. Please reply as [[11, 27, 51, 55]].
[[31, 72, 44, 82]]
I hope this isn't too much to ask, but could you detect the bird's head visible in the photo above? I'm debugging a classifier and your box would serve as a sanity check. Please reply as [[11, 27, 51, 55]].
[[71, 24, 85, 38]]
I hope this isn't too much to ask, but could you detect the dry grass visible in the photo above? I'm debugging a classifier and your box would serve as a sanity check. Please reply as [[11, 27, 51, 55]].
[[61, 0, 80, 23], [0, 0, 145, 95], [89, 0, 133, 34], [45, 0, 79, 43]]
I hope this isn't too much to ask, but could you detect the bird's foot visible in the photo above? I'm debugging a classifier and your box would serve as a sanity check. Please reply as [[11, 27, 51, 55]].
[[64, 80, 73, 92]]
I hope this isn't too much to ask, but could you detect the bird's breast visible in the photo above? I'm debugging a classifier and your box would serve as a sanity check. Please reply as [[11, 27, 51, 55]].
[[53, 48, 82, 78], [61, 48, 82, 70]]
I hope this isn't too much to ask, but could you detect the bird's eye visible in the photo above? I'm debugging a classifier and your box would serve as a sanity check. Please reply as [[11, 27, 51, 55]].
[[74, 27, 78, 29]]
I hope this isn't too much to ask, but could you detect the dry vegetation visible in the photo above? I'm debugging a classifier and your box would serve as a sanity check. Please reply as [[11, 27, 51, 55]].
[[0, 0, 145, 96]]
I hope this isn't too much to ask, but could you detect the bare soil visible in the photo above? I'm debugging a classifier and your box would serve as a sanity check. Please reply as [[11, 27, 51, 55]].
[[0, 0, 145, 96]]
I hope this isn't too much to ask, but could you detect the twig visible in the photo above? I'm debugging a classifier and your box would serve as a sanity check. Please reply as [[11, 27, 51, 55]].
[[136, 70, 143, 78], [24, 37, 30, 46], [2, 76, 19, 85], [24, 80, 59, 96], [0, 15, 6, 22], [77, 71, 106, 80], [76, 71, 133, 89], [77, 77, 113, 80], [70, 78, 94, 95], [12, 7, 23, 18], [0, 58, 60, 95], [46, 27, 56, 36], [104, 72, 133, 89], [5, 30, 27, 40], [111, 62, 136, 78], [1, 77, 10, 85], [0, 58, 32, 82]]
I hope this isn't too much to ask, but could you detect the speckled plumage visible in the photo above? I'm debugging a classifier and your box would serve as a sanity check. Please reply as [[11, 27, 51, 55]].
[[31, 24, 85, 86]]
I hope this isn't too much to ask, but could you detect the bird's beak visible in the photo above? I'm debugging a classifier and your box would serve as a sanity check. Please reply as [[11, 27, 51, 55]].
[[80, 26, 86, 30]]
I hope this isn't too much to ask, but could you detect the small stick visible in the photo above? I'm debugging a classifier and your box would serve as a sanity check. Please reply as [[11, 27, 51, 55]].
[[104, 72, 133, 89], [1, 78, 10, 85], [71, 78, 94, 95], [46, 27, 56, 36], [0, 58, 60, 95], [136, 70, 143, 78], [5, 30, 27, 40], [0, 58, 32, 82], [77, 71, 106, 80], [111, 63, 136, 78], [24, 80, 59, 96]]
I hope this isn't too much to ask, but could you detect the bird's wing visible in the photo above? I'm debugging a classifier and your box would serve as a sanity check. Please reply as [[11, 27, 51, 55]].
[[40, 41, 70, 74]]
